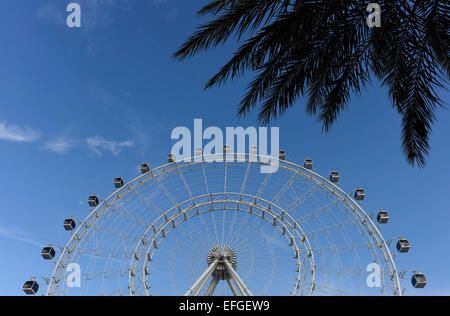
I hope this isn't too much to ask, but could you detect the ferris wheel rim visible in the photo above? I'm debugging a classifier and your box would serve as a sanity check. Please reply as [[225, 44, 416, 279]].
[[128, 192, 315, 296], [46, 153, 402, 296]]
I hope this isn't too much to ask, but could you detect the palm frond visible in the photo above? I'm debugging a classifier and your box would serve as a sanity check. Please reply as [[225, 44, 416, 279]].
[[175, 0, 449, 166]]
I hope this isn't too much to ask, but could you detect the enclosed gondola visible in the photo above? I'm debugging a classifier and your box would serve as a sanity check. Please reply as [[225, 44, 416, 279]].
[[329, 171, 340, 183], [88, 195, 99, 207], [114, 177, 124, 188], [304, 158, 313, 170], [377, 211, 389, 224], [41, 246, 56, 260], [63, 218, 76, 231], [411, 272, 427, 288], [22, 280, 39, 295], [140, 163, 150, 174], [354, 188, 365, 201], [396, 238, 411, 253]]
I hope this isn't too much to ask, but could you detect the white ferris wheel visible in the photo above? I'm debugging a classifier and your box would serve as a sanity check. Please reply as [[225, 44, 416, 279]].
[[23, 148, 427, 296]]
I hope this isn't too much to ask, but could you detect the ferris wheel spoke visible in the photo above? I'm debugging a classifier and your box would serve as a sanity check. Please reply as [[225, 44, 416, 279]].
[[256, 172, 272, 198], [133, 189, 165, 216], [308, 190, 386, 294], [221, 159, 229, 245], [224, 160, 252, 246], [69, 211, 128, 295], [225, 199, 281, 249], [227, 217, 266, 251], [153, 173, 215, 247], [308, 214, 345, 293], [225, 210, 255, 248], [114, 202, 151, 228], [305, 219, 355, 239], [283, 184, 322, 213], [320, 203, 367, 294], [271, 169, 299, 204], [35, 155, 409, 296], [295, 197, 341, 223], [311, 242, 371, 255], [201, 162, 220, 246], [154, 174, 178, 205], [176, 166, 216, 247]]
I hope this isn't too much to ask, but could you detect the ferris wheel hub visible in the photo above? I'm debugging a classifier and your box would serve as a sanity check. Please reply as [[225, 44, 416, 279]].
[[207, 245, 237, 280]]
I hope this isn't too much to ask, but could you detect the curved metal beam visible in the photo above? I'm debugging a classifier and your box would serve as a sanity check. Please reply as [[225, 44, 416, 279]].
[[47, 153, 401, 296]]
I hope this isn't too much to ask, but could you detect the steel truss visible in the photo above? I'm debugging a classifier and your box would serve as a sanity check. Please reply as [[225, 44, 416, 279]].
[[44, 153, 402, 296]]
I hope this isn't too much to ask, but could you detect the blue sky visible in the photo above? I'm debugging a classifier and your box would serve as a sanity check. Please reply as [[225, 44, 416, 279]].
[[0, 0, 448, 295]]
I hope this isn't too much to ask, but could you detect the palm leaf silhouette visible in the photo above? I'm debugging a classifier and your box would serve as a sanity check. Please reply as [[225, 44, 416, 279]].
[[174, 0, 449, 167]]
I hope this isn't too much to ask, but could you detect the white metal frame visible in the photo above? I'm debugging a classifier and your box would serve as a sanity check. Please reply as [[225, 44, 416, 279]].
[[44, 153, 402, 296]]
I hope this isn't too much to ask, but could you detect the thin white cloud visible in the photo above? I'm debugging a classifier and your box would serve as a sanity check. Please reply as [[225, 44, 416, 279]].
[[80, 0, 133, 29], [0, 227, 44, 248], [0, 121, 41, 142], [126, 123, 150, 156], [37, 3, 65, 25], [165, 7, 178, 21], [43, 138, 76, 154], [153, 0, 169, 5], [259, 230, 287, 249], [86, 136, 134, 156]]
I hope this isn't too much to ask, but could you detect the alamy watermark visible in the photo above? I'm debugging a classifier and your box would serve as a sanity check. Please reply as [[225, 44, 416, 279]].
[[66, 2, 81, 28], [367, 3, 381, 28], [366, 262, 382, 288], [66, 263, 81, 288], [171, 119, 280, 173], [63, 2, 379, 29]]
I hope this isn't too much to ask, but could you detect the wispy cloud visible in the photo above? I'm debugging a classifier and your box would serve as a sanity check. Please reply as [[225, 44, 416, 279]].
[[153, 0, 170, 5], [0, 121, 41, 142], [0, 227, 44, 248], [151, 0, 177, 21], [79, 0, 133, 29], [165, 7, 178, 21], [86, 136, 134, 156], [37, 3, 65, 25], [126, 124, 151, 156], [260, 230, 287, 249], [43, 137, 76, 154], [88, 85, 119, 110]]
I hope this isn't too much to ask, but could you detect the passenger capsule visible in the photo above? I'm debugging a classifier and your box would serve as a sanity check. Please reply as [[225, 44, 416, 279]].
[[354, 188, 365, 201], [114, 177, 124, 188], [22, 280, 39, 295], [140, 163, 150, 174], [396, 238, 411, 253], [329, 171, 340, 183], [63, 218, 76, 231], [41, 246, 56, 260], [304, 158, 313, 170], [411, 272, 427, 288], [88, 195, 99, 207], [377, 210, 389, 224]]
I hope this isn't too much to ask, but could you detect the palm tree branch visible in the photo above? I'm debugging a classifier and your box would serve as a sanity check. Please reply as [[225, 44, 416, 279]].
[[173, 0, 284, 61]]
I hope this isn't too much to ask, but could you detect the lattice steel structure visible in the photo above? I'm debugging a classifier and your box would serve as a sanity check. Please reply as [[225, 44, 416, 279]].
[[24, 150, 425, 296]]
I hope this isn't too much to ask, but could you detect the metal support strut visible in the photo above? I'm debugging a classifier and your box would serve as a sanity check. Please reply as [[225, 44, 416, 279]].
[[184, 259, 219, 296], [204, 277, 219, 296], [223, 259, 253, 296], [184, 250, 252, 296]]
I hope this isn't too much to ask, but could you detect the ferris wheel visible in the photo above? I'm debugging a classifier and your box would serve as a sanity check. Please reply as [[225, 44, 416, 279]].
[[23, 148, 427, 296]]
